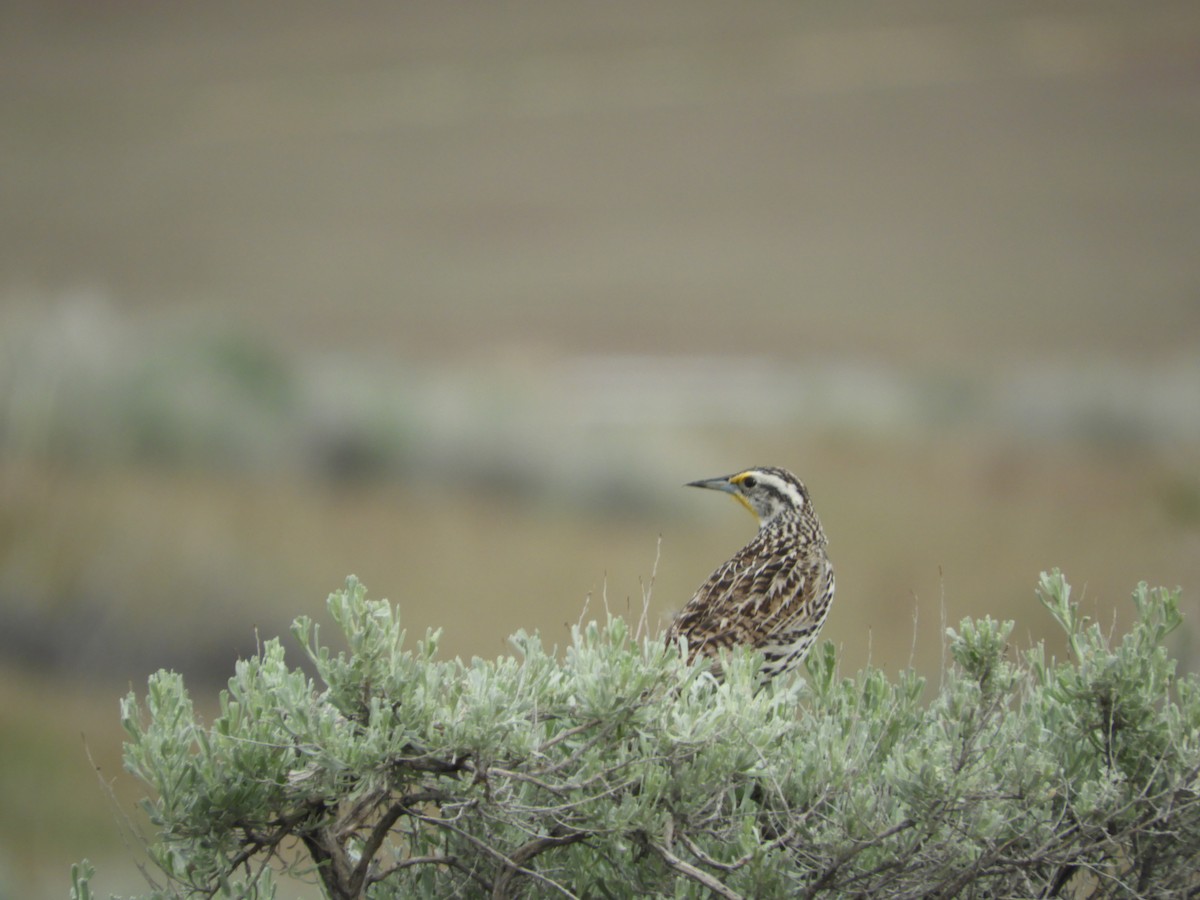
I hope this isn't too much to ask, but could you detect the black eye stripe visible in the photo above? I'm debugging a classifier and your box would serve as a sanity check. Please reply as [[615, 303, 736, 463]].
[[736, 469, 809, 507], [755, 483, 786, 503]]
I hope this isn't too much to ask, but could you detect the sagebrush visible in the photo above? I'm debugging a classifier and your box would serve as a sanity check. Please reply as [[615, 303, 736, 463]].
[[75, 570, 1199, 898]]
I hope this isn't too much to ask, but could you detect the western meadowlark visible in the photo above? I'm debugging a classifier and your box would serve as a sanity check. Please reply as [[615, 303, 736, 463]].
[[667, 466, 834, 683]]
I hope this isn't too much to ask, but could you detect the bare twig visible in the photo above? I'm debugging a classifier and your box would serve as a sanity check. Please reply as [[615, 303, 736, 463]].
[[367, 853, 480, 889], [643, 837, 746, 900], [492, 827, 590, 898], [635, 534, 663, 642], [801, 818, 917, 898], [535, 718, 606, 755], [83, 737, 165, 894], [406, 809, 583, 899], [678, 828, 795, 874]]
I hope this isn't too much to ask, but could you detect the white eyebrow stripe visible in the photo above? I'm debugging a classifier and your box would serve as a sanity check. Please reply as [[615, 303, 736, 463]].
[[756, 472, 804, 509]]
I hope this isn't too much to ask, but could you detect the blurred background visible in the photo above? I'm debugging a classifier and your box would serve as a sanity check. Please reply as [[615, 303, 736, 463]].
[[3, 1, 1199, 895]]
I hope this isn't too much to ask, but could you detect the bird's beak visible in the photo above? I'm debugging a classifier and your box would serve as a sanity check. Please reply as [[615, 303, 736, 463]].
[[685, 475, 737, 494], [687, 473, 759, 521]]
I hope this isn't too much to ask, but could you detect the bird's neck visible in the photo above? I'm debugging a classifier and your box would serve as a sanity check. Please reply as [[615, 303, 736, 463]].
[[759, 511, 824, 544]]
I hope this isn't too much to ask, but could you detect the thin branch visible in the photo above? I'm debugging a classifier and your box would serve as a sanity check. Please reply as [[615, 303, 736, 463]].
[[406, 809, 582, 899], [334, 789, 389, 843], [678, 828, 796, 874], [367, 854, 489, 890], [480, 751, 652, 808], [801, 818, 917, 898], [643, 837, 746, 900], [231, 804, 319, 872], [492, 827, 590, 899], [84, 737, 167, 894], [535, 717, 607, 756], [635, 534, 662, 642], [348, 798, 416, 896]]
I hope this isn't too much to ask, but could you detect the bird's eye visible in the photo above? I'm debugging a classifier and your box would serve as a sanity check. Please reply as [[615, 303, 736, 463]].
[[741, 476, 757, 488]]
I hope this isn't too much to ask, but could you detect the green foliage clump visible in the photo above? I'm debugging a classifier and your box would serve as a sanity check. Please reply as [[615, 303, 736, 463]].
[[80, 571, 1199, 898]]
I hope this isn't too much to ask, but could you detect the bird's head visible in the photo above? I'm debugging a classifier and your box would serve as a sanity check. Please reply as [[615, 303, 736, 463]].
[[686, 466, 810, 527]]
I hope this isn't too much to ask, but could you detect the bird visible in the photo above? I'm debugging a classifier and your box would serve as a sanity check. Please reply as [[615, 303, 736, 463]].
[[666, 466, 835, 683]]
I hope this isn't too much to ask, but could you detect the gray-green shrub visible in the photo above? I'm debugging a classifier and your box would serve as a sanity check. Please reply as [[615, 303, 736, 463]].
[[74, 570, 1199, 898]]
